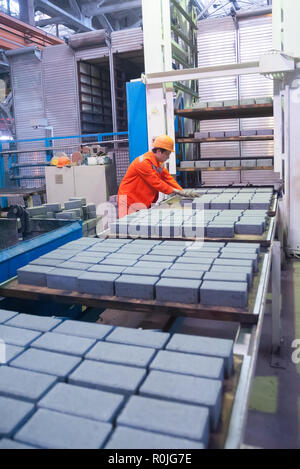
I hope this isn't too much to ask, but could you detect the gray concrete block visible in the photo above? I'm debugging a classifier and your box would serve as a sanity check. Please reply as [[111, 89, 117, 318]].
[[156, 278, 201, 304], [69, 197, 87, 205], [240, 129, 257, 136], [177, 255, 216, 264], [230, 201, 250, 210], [115, 275, 159, 300], [225, 130, 240, 137], [258, 159, 273, 167], [211, 264, 253, 286], [241, 159, 257, 168], [116, 395, 209, 446], [194, 131, 209, 139], [100, 258, 137, 267], [257, 128, 273, 135], [41, 250, 74, 261], [68, 359, 146, 396], [150, 350, 224, 381], [226, 242, 260, 254], [14, 408, 112, 449], [255, 97, 273, 104], [72, 255, 106, 264], [225, 160, 240, 167], [135, 261, 173, 270], [78, 271, 119, 296], [210, 201, 230, 210], [208, 101, 223, 107], [51, 320, 113, 340], [166, 333, 234, 378], [64, 200, 83, 210], [106, 253, 141, 260], [139, 254, 177, 263], [46, 268, 80, 291], [0, 438, 36, 449], [149, 247, 184, 257], [200, 281, 248, 308], [55, 211, 76, 220], [88, 264, 126, 274], [0, 324, 41, 347], [38, 382, 124, 423], [2, 344, 25, 364], [105, 426, 204, 449], [43, 203, 62, 212], [180, 161, 195, 168], [122, 266, 165, 277], [250, 201, 270, 210], [204, 271, 248, 288], [240, 98, 255, 105], [0, 366, 57, 402], [171, 263, 211, 271], [105, 327, 169, 350], [139, 370, 222, 430], [195, 160, 210, 168], [18, 265, 55, 287], [26, 206, 47, 217], [30, 258, 64, 268], [87, 245, 119, 253], [57, 261, 93, 271], [0, 396, 35, 438], [235, 221, 264, 235], [0, 309, 18, 324], [31, 332, 95, 357], [210, 160, 225, 167], [161, 269, 204, 281], [219, 251, 258, 271], [10, 348, 81, 380], [85, 341, 156, 368], [206, 225, 235, 238], [5, 314, 62, 332]]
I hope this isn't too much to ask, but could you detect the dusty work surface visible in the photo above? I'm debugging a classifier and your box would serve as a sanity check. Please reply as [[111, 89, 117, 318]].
[[0, 252, 267, 325]]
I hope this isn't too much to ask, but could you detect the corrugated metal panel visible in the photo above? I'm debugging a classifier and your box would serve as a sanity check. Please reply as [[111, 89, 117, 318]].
[[201, 170, 240, 185], [197, 17, 239, 180], [42, 45, 81, 143], [241, 170, 280, 185], [111, 28, 144, 53], [9, 52, 46, 188], [75, 46, 109, 61], [239, 15, 273, 158]]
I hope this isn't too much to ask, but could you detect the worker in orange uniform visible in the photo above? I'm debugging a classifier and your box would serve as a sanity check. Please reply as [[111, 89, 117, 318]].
[[118, 135, 198, 218]]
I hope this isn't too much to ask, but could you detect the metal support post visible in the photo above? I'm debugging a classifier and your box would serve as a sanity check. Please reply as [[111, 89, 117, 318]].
[[271, 240, 286, 368]]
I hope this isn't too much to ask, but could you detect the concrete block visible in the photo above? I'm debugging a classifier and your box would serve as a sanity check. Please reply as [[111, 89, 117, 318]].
[[150, 247, 184, 257], [240, 98, 255, 105], [230, 201, 250, 210], [226, 242, 260, 254], [211, 264, 253, 286], [55, 211, 76, 220], [105, 426, 204, 449], [257, 128, 274, 135], [206, 225, 235, 238], [0, 396, 35, 438], [31, 332, 95, 357], [57, 261, 93, 271], [106, 253, 141, 260], [69, 197, 87, 205], [241, 160, 257, 168], [5, 314, 62, 332], [177, 255, 216, 264], [210, 160, 225, 167], [200, 281, 248, 308], [0, 439, 36, 449], [135, 261, 173, 270], [194, 131, 209, 139], [210, 201, 230, 210], [139, 370, 222, 430], [171, 263, 211, 271], [46, 268, 80, 291], [78, 271, 119, 296], [224, 130, 240, 137], [161, 269, 204, 281], [26, 206, 47, 217], [87, 245, 119, 253], [219, 251, 258, 271], [240, 129, 257, 136], [68, 359, 146, 396], [156, 278, 201, 304], [85, 341, 156, 368], [64, 200, 83, 210], [0, 324, 41, 347], [116, 395, 209, 446], [223, 99, 239, 107], [30, 258, 64, 268], [180, 161, 195, 168], [257, 159, 273, 167], [0, 366, 57, 402], [235, 221, 264, 235], [18, 265, 55, 287], [0, 309, 18, 324], [43, 203, 62, 212], [122, 266, 166, 277], [51, 319, 113, 340], [42, 250, 74, 261], [2, 344, 24, 364], [195, 160, 210, 168], [14, 408, 112, 449], [139, 254, 177, 263], [250, 201, 270, 210], [38, 382, 124, 423], [100, 258, 137, 267], [150, 350, 224, 380], [72, 255, 105, 264], [105, 327, 169, 350], [88, 264, 126, 274], [225, 160, 240, 168], [208, 101, 223, 107], [255, 97, 273, 104], [166, 333, 234, 377], [115, 275, 159, 300], [204, 271, 248, 288], [10, 348, 81, 380]]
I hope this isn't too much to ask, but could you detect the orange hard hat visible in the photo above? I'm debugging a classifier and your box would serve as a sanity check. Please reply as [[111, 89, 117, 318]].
[[153, 135, 175, 152], [57, 155, 71, 168]]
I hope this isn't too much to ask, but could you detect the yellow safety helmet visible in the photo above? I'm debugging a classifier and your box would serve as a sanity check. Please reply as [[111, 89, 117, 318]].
[[50, 157, 59, 166]]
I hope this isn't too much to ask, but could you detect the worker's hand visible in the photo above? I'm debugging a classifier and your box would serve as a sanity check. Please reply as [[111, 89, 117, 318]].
[[173, 189, 200, 198]]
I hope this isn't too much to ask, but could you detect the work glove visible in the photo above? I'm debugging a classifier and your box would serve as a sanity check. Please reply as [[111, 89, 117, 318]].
[[173, 189, 201, 198]]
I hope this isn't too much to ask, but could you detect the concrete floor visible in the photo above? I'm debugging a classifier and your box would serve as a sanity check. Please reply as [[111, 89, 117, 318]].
[[244, 259, 300, 449]]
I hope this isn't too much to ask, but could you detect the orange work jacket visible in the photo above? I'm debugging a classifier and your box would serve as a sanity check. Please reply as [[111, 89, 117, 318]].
[[118, 151, 182, 218]]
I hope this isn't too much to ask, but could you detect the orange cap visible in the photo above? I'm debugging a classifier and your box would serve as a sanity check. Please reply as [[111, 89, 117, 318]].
[[153, 135, 175, 152], [57, 156, 71, 168]]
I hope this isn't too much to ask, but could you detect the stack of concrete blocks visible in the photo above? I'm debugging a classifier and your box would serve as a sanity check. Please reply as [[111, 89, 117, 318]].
[[192, 97, 272, 110], [17, 238, 261, 309], [0, 306, 238, 448]]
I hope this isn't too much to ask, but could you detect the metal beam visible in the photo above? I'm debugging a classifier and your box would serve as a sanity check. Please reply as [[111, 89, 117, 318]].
[[68, 0, 82, 19], [82, 0, 142, 17], [145, 61, 261, 85], [35, 16, 62, 27], [35, 0, 93, 31]]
